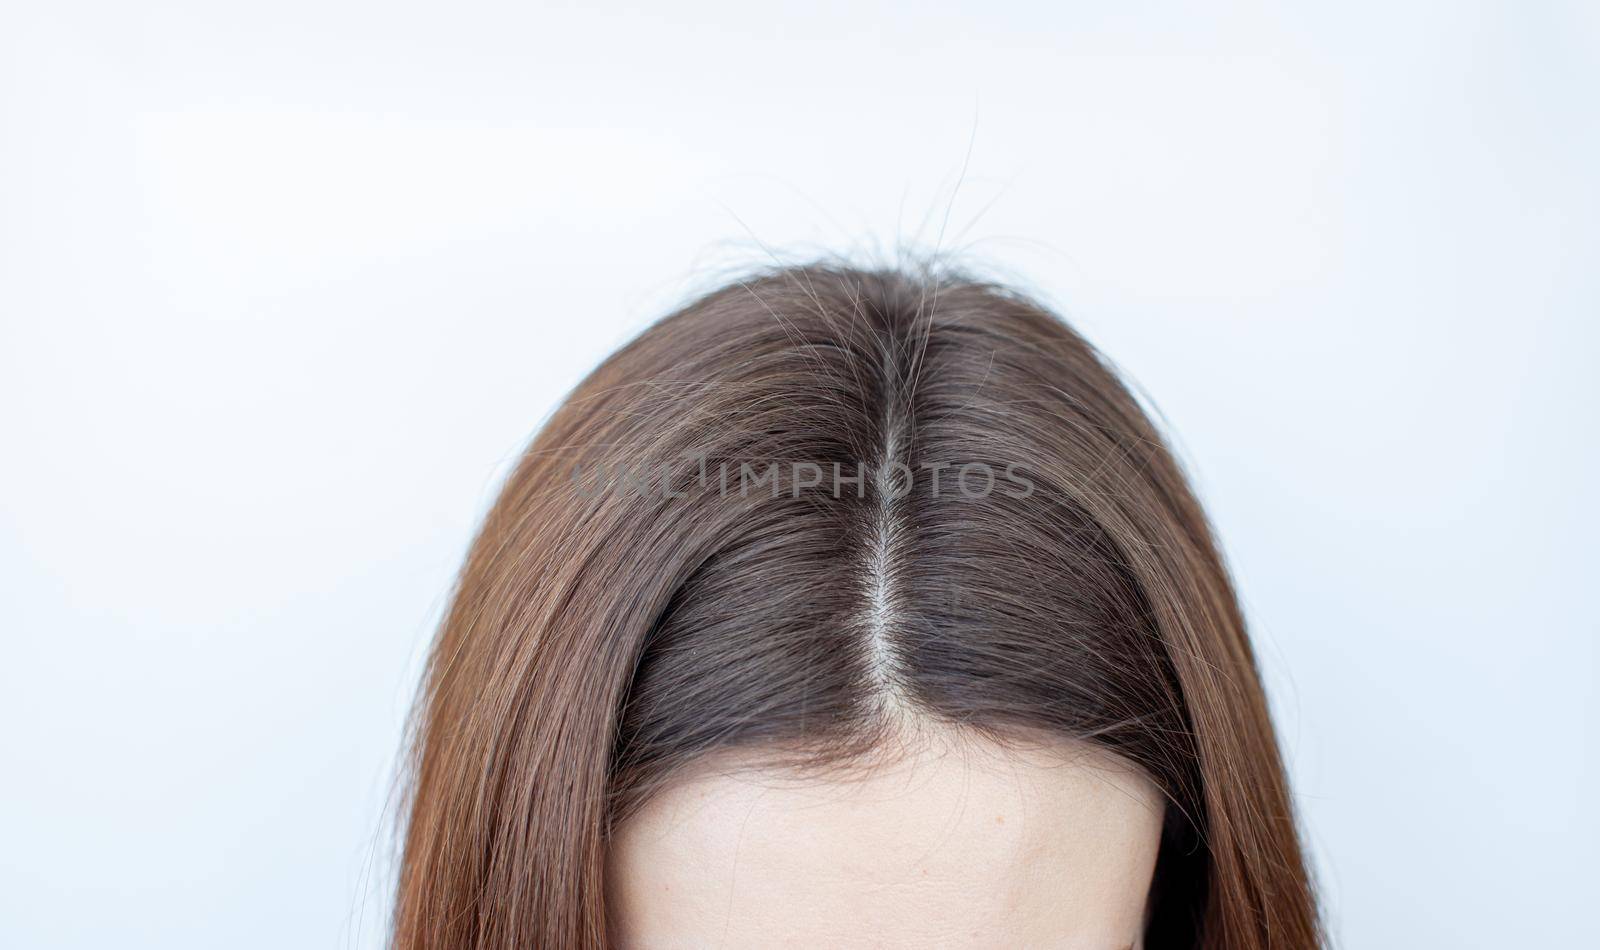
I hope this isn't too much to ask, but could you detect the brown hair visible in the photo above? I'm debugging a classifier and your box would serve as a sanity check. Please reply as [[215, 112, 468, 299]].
[[393, 264, 1321, 949]]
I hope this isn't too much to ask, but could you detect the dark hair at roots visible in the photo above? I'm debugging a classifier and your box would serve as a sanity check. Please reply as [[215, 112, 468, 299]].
[[393, 263, 1321, 949]]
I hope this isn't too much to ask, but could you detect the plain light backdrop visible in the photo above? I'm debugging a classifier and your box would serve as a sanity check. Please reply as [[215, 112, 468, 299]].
[[2, 2, 1596, 947]]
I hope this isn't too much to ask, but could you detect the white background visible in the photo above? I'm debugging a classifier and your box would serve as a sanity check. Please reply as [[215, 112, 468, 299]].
[[2, 2, 1596, 947]]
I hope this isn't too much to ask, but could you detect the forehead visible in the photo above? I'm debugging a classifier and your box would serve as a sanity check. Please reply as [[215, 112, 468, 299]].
[[606, 735, 1164, 949]]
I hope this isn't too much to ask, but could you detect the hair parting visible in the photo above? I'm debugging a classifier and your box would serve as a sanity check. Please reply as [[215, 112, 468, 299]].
[[393, 262, 1321, 949]]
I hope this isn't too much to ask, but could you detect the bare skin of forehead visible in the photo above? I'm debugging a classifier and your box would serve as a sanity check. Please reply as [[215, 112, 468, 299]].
[[606, 727, 1165, 950]]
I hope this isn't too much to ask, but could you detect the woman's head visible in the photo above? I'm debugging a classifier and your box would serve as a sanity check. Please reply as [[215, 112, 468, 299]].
[[394, 264, 1319, 948]]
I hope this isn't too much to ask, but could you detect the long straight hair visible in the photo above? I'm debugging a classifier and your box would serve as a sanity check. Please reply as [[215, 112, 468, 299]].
[[393, 264, 1321, 949]]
